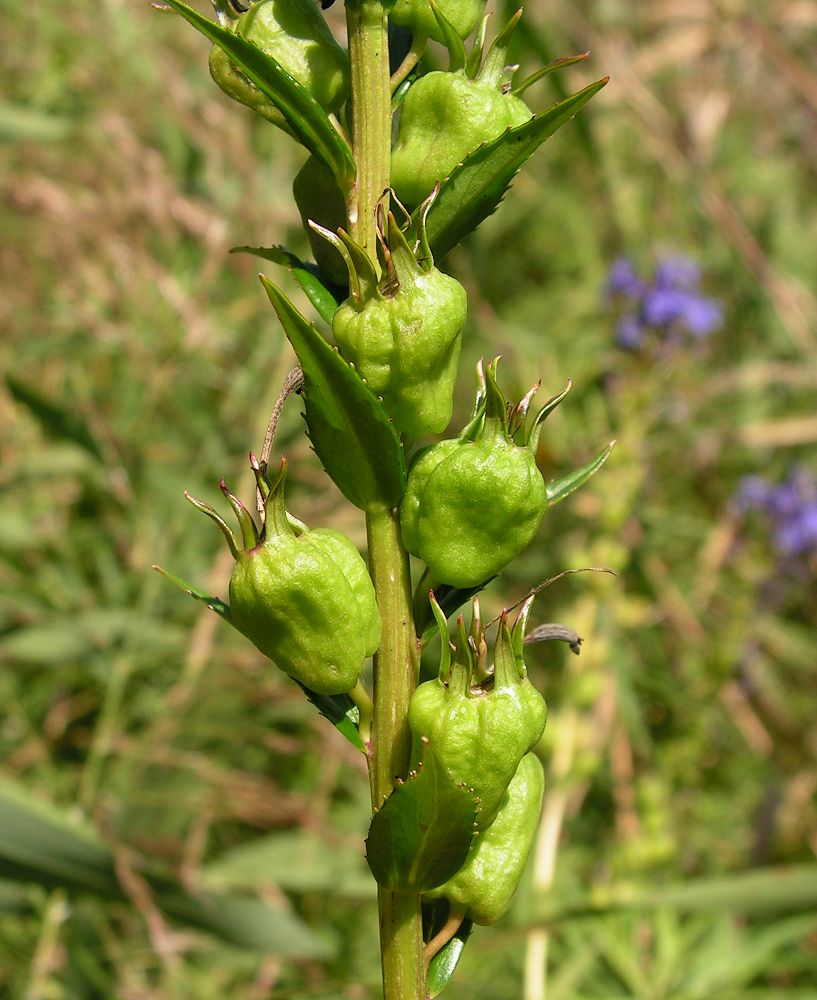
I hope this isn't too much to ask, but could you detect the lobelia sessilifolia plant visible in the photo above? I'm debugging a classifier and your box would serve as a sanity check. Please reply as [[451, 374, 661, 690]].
[[153, 0, 611, 995]]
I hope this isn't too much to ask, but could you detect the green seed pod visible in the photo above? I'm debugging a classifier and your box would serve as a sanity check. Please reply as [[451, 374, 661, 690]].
[[187, 456, 380, 695], [400, 360, 548, 589], [391, 13, 531, 208], [408, 597, 547, 830], [209, 0, 349, 129], [389, 0, 486, 44], [425, 751, 544, 924], [324, 209, 466, 438]]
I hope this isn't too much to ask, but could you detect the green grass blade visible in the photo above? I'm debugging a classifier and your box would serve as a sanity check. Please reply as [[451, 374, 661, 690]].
[[0, 779, 329, 956], [6, 374, 105, 463], [534, 865, 817, 923]]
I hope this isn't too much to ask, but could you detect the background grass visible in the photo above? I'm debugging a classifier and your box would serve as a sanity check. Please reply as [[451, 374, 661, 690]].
[[2, 0, 816, 996]]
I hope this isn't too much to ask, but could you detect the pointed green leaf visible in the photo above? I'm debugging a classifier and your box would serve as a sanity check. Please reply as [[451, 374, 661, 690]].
[[366, 740, 478, 891], [426, 915, 474, 998], [153, 565, 232, 621], [419, 78, 608, 261], [295, 682, 366, 752], [546, 441, 615, 508], [260, 276, 406, 512], [161, 0, 355, 188], [231, 245, 338, 324], [0, 778, 330, 956]]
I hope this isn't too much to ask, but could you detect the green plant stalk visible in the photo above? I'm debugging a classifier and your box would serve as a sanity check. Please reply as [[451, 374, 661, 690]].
[[345, 0, 392, 257], [345, 4, 424, 993], [367, 507, 424, 999]]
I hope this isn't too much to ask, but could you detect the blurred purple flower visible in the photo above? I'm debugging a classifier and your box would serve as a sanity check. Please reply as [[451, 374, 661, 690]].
[[616, 314, 647, 350], [654, 256, 700, 291], [606, 258, 645, 299], [736, 469, 817, 558], [605, 253, 722, 349], [735, 476, 774, 511]]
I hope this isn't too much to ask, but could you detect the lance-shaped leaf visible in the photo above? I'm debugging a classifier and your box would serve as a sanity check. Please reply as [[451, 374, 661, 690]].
[[261, 276, 406, 512], [231, 245, 339, 324], [547, 441, 615, 508], [418, 78, 608, 261], [161, 0, 355, 189], [366, 739, 478, 892]]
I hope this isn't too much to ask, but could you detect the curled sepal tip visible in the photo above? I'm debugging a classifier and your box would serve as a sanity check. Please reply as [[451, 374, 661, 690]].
[[511, 594, 536, 674], [477, 7, 524, 89], [429, 592, 453, 684], [184, 490, 240, 560], [220, 477, 260, 551], [492, 613, 522, 689], [482, 357, 509, 436], [309, 222, 379, 303], [527, 379, 572, 451]]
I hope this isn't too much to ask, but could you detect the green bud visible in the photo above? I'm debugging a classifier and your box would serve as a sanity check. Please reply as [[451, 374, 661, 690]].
[[389, 0, 486, 44], [324, 209, 466, 438], [408, 597, 547, 830], [424, 751, 544, 924], [400, 360, 549, 588], [188, 456, 380, 695], [209, 0, 349, 129], [391, 13, 531, 207]]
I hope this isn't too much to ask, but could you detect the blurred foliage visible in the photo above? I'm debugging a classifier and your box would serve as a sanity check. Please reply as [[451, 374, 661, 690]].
[[2, 0, 816, 996]]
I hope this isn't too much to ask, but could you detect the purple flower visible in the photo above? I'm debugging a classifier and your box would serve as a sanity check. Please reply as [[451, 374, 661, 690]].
[[654, 256, 701, 292], [616, 314, 647, 350], [605, 258, 645, 299], [735, 476, 774, 511], [736, 469, 817, 558], [605, 253, 723, 348], [678, 295, 722, 338]]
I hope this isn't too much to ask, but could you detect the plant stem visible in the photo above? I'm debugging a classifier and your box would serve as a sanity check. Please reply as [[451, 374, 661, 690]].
[[346, 0, 392, 257], [367, 509, 424, 1000], [366, 509, 417, 802], [346, 3, 424, 995]]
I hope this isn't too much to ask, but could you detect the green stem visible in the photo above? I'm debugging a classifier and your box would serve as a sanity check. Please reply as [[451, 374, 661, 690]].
[[367, 508, 424, 1000], [367, 509, 417, 801], [346, 0, 392, 257], [346, 4, 424, 994]]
